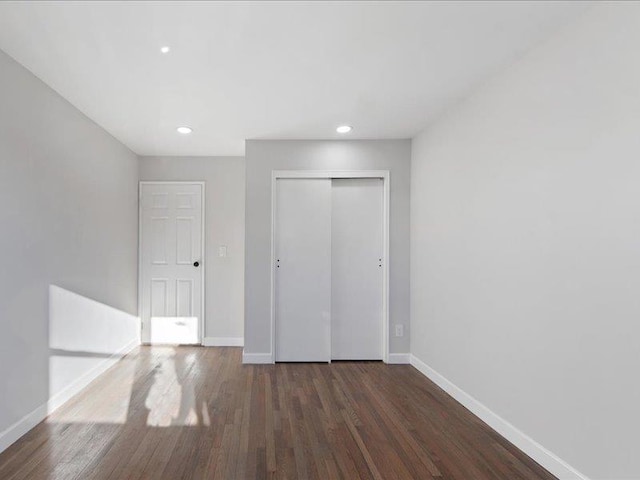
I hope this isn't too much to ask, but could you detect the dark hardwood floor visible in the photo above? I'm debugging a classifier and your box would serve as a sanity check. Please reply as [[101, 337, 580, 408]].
[[0, 347, 556, 479]]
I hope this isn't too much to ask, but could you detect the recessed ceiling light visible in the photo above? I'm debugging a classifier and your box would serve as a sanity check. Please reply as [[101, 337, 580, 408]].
[[176, 126, 192, 134], [160, 46, 170, 54], [336, 125, 352, 134]]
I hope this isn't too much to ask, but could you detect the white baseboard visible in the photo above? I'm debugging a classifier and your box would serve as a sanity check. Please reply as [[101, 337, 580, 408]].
[[0, 403, 48, 456], [409, 354, 589, 480], [387, 353, 410, 364], [242, 352, 273, 364], [203, 336, 244, 347], [48, 339, 139, 413], [242, 352, 411, 365], [0, 339, 139, 455]]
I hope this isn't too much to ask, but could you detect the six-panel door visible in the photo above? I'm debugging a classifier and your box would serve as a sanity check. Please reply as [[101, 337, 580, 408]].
[[140, 183, 203, 344]]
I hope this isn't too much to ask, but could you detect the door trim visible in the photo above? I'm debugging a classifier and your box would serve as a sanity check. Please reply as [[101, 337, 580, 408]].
[[138, 181, 206, 345], [270, 170, 391, 364]]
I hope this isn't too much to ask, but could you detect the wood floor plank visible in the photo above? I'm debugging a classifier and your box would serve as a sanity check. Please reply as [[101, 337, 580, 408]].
[[0, 346, 558, 480]]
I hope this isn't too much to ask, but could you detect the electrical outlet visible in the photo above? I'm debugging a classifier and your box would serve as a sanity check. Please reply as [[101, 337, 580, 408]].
[[395, 324, 404, 337]]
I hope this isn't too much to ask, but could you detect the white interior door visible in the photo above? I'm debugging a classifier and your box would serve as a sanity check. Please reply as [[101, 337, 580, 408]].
[[275, 178, 331, 362], [331, 178, 384, 360], [140, 183, 203, 344]]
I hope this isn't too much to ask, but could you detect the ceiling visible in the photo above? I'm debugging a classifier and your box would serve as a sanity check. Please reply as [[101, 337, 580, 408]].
[[0, 1, 589, 156]]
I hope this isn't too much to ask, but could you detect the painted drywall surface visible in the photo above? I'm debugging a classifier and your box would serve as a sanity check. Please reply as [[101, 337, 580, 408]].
[[138, 156, 245, 342], [411, 4, 640, 479], [0, 48, 138, 443], [245, 140, 411, 357], [48, 285, 138, 406]]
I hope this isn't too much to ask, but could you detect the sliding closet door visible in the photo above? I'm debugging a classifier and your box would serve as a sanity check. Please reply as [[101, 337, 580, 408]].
[[331, 178, 384, 360], [275, 178, 332, 362]]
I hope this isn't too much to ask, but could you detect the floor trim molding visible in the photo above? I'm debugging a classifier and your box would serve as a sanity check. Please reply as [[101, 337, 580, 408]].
[[387, 353, 410, 364], [242, 352, 273, 364], [0, 339, 139, 455], [203, 336, 244, 347], [409, 354, 589, 480], [0, 403, 48, 457]]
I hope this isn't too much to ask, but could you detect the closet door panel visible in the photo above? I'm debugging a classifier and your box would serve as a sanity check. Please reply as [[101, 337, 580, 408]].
[[275, 178, 332, 362], [331, 178, 384, 360]]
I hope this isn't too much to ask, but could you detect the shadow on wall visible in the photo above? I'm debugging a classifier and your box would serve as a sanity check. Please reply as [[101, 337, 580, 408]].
[[1, 286, 210, 459], [47, 285, 140, 418], [47, 286, 206, 427]]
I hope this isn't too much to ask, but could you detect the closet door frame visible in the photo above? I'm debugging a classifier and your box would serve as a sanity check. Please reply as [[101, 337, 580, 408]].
[[270, 170, 390, 364]]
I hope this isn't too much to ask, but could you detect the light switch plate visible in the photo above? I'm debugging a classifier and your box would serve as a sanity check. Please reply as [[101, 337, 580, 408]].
[[218, 245, 227, 258]]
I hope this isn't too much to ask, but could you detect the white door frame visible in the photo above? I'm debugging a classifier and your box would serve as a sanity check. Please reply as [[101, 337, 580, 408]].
[[271, 170, 391, 363], [138, 181, 206, 345]]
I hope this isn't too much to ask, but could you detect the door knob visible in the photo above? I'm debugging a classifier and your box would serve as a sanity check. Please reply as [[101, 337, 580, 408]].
[[193, 261, 200, 267]]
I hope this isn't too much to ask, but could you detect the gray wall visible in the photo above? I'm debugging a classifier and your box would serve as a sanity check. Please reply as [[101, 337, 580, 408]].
[[0, 48, 138, 442], [411, 4, 640, 479], [245, 139, 411, 358], [139, 156, 245, 342]]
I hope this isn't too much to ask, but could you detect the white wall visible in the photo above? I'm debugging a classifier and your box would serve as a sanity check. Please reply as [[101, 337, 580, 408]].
[[138, 156, 245, 344], [244, 140, 411, 361], [48, 285, 139, 411], [411, 4, 640, 479], [0, 49, 138, 451]]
